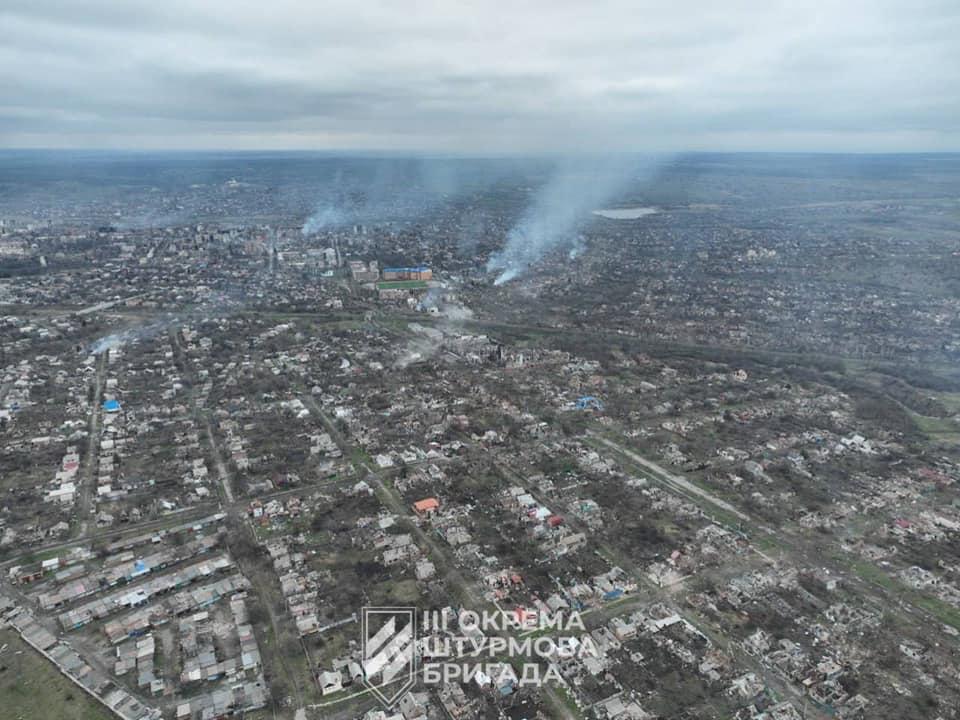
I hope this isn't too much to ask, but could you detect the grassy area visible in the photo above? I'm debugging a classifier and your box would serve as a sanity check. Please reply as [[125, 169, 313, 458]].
[[370, 578, 421, 604], [913, 595, 960, 632], [908, 411, 960, 444], [350, 447, 374, 471], [582, 432, 749, 534], [18, 545, 69, 566], [935, 392, 960, 414], [752, 534, 788, 553], [0, 629, 112, 720], [846, 559, 960, 632], [848, 560, 898, 590], [377, 280, 428, 290], [547, 682, 584, 719]]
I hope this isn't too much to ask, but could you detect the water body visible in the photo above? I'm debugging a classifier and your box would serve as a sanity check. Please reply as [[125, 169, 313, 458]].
[[592, 206, 659, 219]]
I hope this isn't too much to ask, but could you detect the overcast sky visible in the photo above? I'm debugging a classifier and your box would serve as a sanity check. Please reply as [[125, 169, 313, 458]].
[[1, 0, 958, 152]]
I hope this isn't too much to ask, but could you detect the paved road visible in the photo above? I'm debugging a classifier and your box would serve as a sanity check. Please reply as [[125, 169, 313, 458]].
[[583, 428, 957, 717], [299, 394, 483, 606], [75, 351, 107, 538], [588, 432, 750, 523], [300, 394, 581, 719], [203, 414, 234, 503]]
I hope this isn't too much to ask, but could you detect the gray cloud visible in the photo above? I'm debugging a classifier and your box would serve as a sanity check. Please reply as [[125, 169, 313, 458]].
[[0, 0, 958, 151]]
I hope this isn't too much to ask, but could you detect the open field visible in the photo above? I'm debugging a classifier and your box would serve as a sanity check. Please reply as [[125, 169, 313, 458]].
[[0, 629, 112, 720], [376, 280, 428, 290]]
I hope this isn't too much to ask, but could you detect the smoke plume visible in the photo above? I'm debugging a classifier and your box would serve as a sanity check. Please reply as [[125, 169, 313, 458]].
[[486, 155, 661, 284], [301, 158, 513, 235], [88, 292, 243, 355]]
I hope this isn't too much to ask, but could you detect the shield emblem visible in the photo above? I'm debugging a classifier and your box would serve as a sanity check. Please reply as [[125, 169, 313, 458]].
[[362, 607, 417, 707]]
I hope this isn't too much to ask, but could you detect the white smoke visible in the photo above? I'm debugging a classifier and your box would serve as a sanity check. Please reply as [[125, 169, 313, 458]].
[[568, 236, 586, 260], [90, 332, 129, 355], [88, 292, 242, 355], [302, 206, 348, 235], [301, 158, 513, 236], [492, 266, 520, 286], [89, 320, 172, 355], [487, 155, 661, 284], [395, 288, 475, 368]]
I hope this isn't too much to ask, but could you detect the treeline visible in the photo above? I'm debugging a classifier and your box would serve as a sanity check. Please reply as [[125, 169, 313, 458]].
[[0, 257, 43, 278]]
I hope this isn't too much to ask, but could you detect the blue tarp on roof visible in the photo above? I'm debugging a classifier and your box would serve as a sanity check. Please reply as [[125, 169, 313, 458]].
[[383, 266, 429, 272], [102, 399, 120, 412], [576, 396, 604, 411], [603, 589, 624, 601]]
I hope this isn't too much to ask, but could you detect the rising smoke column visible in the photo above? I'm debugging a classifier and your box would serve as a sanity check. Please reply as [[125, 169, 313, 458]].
[[88, 291, 243, 355], [393, 286, 477, 369], [300, 158, 514, 236], [300, 160, 447, 235], [486, 155, 660, 285]]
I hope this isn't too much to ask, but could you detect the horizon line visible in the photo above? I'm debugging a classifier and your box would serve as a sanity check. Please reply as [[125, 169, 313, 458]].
[[1, 147, 959, 159]]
